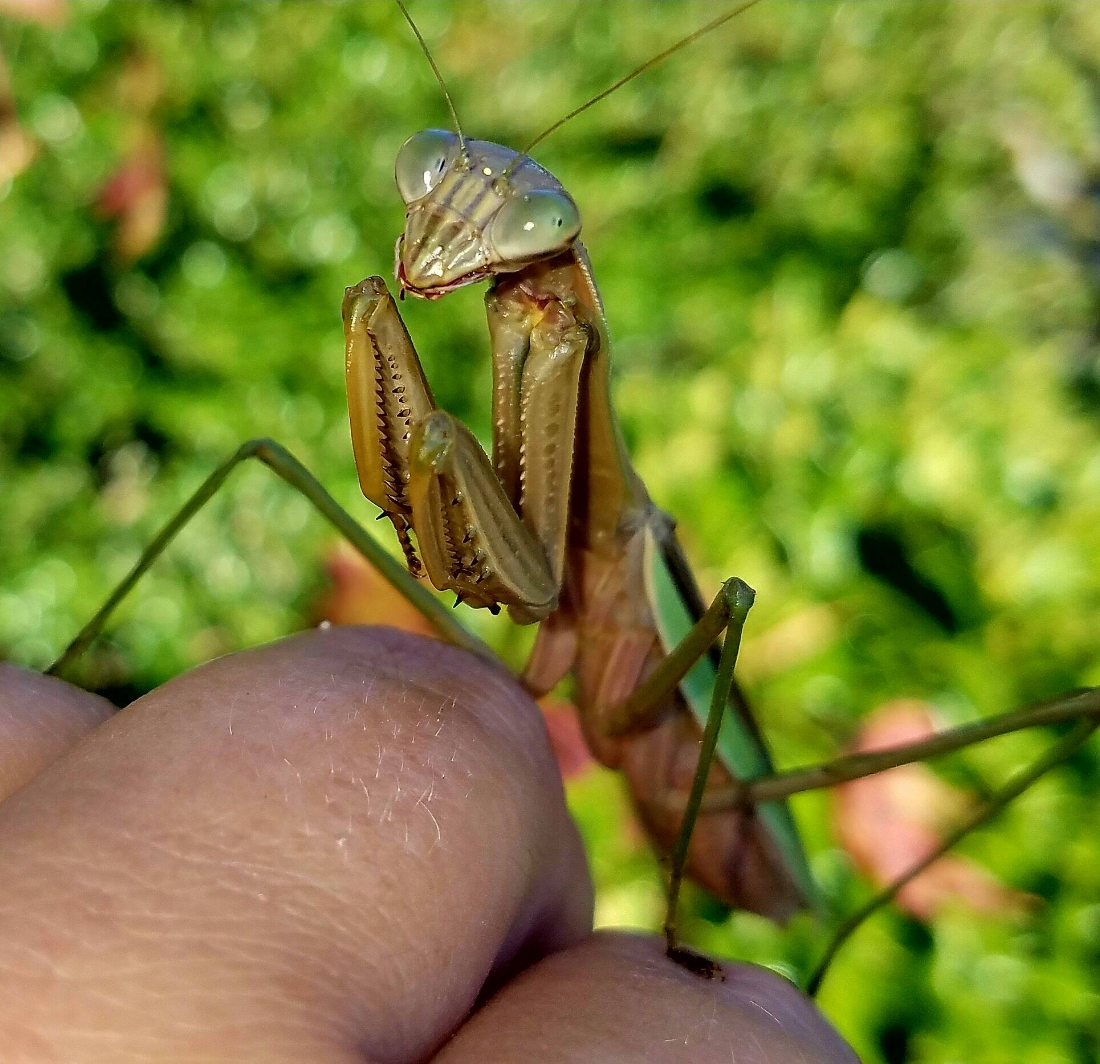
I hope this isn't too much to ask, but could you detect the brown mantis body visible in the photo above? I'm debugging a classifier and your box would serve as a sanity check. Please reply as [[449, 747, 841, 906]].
[[46, 3, 815, 958], [342, 122, 813, 934]]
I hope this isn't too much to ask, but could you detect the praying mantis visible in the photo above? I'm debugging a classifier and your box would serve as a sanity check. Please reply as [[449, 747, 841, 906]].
[[40, 0, 1100, 997], [50, 0, 813, 976], [341, 0, 814, 967]]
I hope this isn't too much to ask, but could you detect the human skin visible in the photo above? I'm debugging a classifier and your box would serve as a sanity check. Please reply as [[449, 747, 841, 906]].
[[0, 663, 114, 801], [0, 627, 858, 1063]]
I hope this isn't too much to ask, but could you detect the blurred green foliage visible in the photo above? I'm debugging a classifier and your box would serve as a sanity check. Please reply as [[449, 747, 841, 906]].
[[3, 1, 1100, 1060]]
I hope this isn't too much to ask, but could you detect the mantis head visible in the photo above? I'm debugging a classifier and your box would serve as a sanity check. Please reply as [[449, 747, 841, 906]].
[[394, 129, 582, 299], [391, 0, 760, 299]]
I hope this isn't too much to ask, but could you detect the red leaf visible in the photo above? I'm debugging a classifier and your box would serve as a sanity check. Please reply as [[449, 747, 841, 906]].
[[96, 139, 167, 263], [314, 543, 439, 641], [538, 698, 594, 782], [835, 699, 1033, 921]]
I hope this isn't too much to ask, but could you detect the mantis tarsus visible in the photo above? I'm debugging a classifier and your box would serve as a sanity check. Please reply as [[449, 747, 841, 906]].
[[43, 0, 1100, 991]]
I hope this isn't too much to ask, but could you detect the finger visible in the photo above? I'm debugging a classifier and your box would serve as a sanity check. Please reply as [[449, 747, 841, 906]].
[[433, 931, 858, 1064], [0, 627, 593, 1063], [0, 663, 114, 802]]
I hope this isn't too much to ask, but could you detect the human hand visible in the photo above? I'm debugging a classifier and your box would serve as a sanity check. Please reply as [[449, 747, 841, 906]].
[[0, 628, 857, 1062]]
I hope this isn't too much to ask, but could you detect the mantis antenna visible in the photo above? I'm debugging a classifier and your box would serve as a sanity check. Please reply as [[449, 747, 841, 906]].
[[394, 0, 468, 158], [501, 0, 766, 180]]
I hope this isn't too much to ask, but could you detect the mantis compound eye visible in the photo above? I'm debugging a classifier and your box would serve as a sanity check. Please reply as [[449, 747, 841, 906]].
[[395, 128, 458, 204], [489, 188, 581, 263]]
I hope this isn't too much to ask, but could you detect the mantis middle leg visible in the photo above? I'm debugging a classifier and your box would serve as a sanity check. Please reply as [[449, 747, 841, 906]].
[[48, 437, 492, 679]]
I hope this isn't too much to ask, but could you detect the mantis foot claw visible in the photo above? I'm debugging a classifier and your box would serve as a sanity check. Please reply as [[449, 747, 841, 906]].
[[666, 944, 726, 982]]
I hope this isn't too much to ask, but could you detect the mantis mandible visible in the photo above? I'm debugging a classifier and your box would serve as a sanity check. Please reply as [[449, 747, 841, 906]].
[[342, 0, 815, 969]]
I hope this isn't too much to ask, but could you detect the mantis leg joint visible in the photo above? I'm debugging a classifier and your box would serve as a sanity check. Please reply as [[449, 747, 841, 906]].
[[719, 577, 755, 622]]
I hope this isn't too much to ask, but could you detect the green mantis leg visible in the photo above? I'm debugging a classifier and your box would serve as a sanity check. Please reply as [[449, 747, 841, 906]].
[[48, 437, 493, 680], [596, 576, 757, 973], [662, 579, 754, 974], [604, 578, 751, 740]]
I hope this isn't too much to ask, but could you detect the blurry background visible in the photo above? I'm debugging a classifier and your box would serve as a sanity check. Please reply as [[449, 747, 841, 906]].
[[3, 1, 1100, 1059]]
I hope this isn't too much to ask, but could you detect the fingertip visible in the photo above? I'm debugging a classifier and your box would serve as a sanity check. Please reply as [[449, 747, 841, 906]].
[[436, 931, 858, 1063], [0, 663, 114, 801], [0, 628, 592, 1061]]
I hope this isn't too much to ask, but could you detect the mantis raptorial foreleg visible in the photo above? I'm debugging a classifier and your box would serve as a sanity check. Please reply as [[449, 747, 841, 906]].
[[344, 276, 591, 625], [511, 301, 590, 588], [344, 277, 549, 617], [407, 409, 557, 618], [343, 276, 435, 577]]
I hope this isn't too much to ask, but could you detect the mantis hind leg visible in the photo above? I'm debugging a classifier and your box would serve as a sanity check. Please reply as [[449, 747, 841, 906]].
[[49, 438, 489, 680], [599, 577, 757, 977]]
